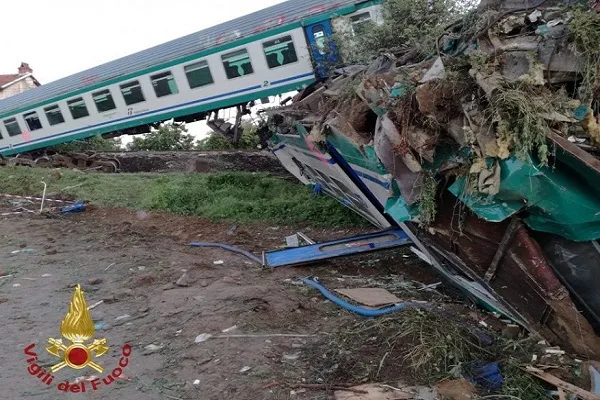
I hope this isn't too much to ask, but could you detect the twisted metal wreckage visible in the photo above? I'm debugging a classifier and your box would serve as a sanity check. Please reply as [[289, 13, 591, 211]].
[[263, 1, 600, 357]]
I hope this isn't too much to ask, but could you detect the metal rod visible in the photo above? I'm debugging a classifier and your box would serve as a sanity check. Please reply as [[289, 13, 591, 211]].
[[484, 217, 520, 283]]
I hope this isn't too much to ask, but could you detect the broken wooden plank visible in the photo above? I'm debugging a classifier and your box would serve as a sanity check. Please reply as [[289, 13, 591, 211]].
[[524, 366, 600, 400], [548, 130, 600, 177]]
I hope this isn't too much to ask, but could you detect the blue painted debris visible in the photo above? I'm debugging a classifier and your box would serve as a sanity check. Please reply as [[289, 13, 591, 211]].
[[60, 201, 86, 213], [264, 229, 411, 268], [465, 362, 503, 391]]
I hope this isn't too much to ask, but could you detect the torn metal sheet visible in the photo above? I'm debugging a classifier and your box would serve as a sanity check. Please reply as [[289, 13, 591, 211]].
[[450, 156, 600, 242], [264, 229, 411, 268]]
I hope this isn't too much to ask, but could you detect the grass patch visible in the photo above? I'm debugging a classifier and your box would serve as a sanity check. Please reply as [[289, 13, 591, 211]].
[[306, 310, 548, 399], [0, 167, 366, 227]]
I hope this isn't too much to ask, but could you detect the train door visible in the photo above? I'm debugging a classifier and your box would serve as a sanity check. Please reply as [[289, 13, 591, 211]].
[[304, 20, 339, 78]]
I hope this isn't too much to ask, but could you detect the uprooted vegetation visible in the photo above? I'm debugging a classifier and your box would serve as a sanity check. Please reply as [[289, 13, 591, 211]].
[[307, 310, 551, 400], [275, 0, 600, 228]]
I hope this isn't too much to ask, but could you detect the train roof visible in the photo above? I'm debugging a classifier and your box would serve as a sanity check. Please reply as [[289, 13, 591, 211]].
[[0, 0, 365, 117]]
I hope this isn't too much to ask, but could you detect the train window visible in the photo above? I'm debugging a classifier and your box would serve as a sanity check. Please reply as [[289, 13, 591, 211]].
[[350, 12, 371, 24], [3, 118, 22, 137], [23, 111, 43, 131], [120, 80, 145, 105], [184, 61, 214, 89], [263, 35, 298, 69], [151, 71, 179, 98], [312, 25, 327, 55], [44, 105, 66, 125], [67, 97, 90, 120], [92, 89, 117, 113], [221, 49, 254, 79]]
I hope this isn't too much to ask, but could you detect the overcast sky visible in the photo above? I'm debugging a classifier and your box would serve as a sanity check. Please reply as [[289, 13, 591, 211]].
[[0, 0, 285, 138]]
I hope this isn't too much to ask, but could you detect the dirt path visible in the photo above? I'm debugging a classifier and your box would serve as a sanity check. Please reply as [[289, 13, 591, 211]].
[[0, 204, 440, 400]]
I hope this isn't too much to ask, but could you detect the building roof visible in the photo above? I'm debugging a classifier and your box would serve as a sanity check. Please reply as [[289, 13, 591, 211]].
[[0, 74, 20, 88], [0, 0, 364, 117]]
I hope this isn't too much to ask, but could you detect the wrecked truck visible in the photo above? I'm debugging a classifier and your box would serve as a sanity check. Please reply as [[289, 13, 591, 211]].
[[263, 1, 600, 357]]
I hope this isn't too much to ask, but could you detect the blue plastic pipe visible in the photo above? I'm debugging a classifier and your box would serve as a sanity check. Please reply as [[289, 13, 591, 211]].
[[188, 242, 262, 265], [301, 277, 429, 317]]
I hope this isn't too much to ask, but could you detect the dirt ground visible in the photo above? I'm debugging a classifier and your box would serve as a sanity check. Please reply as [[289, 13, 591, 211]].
[[104, 150, 293, 177], [0, 200, 474, 400]]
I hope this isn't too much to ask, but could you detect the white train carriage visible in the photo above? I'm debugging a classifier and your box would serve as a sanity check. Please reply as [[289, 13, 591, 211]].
[[0, 0, 382, 157]]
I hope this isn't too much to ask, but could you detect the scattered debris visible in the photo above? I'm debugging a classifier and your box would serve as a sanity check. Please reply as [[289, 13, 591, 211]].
[[295, 383, 369, 395], [60, 201, 86, 213], [88, 300, 104, 310], [214, 333, 317, 339], [525, 366, 600, 400], [239, 366, 252, 373], [221, 325, 238, 333], [266, 0, 600, 357], [10, 249, 35, 254], [334, 288, 402, 307], [296, 232, 315, 245], [213, 260, 224, 265], [282, 353, 300, 361], [194, 333, 213, 343], [465, 362, 503, 391], [227, 224, 237, 235], [285, 234, 300, 248], [193, 379, 200, 385], [175, 272, 190, 287], [434, 379, 476, 400], [114, 314, 130, 321], [143, 343, 165, 354]]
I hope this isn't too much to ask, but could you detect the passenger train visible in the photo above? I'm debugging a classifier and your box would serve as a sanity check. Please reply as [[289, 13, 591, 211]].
[[0, 0, 382, 157]]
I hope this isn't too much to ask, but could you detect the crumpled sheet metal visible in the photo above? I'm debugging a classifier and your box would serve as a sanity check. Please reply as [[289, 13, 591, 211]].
[[450, 156, 600, 242], [429, 193, 600, 358]]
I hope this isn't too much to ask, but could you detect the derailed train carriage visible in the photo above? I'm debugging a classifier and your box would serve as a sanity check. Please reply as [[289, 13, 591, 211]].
[[0, 0, 383, 168], [0, 0, 599, 356]]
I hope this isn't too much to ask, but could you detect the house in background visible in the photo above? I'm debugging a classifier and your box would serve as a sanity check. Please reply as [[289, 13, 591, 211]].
[[0, 62, 40, 100]]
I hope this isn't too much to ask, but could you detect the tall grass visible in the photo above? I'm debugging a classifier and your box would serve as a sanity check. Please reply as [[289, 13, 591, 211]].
[[0, 167, 365, 227]]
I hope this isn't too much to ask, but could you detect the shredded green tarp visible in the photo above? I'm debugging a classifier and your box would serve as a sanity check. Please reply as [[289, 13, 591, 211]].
[[449, 156, 600, 242]]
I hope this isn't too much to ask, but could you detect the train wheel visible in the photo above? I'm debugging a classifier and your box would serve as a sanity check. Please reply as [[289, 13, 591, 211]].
[[89, 160, 119, 173], [34, 156, 52, 168]]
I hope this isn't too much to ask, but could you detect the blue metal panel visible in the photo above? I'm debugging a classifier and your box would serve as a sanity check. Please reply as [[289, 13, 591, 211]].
[[265, 229, 412, 268], [0, 0, 362, 116]]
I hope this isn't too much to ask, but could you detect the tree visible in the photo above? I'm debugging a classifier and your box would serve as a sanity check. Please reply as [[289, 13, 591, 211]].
[[196, 121, 260, 150], [127, 122, 196, 151], [51, 136, 122, 152]]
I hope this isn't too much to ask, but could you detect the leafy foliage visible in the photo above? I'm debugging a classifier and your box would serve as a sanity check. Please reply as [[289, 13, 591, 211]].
[[569, 9, 600, 104], [196, 121, 260, 150], [127, 123, 195, 151], [51, 136, 122, 152], [336, 0, 471, 63]]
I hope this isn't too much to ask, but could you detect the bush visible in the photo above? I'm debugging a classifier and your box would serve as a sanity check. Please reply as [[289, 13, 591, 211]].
[[127, 122, 195, 151], [196, 122, 260, 150], [51, 136, 122, 152]]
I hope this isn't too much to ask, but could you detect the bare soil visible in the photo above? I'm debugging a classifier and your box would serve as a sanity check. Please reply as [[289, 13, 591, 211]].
[[104, 150, 293, 178], [0, 200, 479, 400]]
